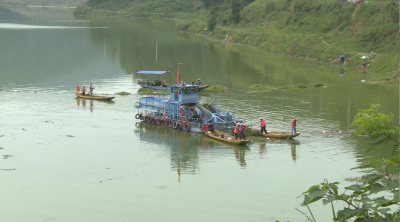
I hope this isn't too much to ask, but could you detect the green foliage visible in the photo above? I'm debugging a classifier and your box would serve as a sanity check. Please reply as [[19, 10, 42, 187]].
[[231, 0, 241, 23], [352, 104, 399, 147], [249, 84, 276, 91], [298, 105, 400, 222], [207, 7, 217, 32], [296, 84, 308, 88]]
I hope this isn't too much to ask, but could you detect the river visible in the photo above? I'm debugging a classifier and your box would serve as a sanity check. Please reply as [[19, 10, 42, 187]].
[[0, 6, 398, 222]]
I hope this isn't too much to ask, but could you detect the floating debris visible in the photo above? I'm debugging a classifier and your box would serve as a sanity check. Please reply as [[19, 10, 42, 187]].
[[206, 85, 228, 93], [0, 169, 16, 171], [65, 135, 74, 137], [3, 155, 14, 159], [115, 91, 131, 96]]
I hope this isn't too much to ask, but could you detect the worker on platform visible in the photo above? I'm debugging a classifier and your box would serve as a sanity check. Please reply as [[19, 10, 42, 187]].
[[196, 78, 201, 85]]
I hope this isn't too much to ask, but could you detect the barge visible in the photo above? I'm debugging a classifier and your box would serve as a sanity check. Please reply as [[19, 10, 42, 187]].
[[134, 84, 246, 133]]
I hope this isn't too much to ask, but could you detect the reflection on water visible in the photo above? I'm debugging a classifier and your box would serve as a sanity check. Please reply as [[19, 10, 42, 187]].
[[135, 122, 252, 175]]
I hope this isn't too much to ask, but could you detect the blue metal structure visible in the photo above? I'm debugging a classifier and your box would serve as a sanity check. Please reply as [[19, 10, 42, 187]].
[[134, 84, 246, 133]]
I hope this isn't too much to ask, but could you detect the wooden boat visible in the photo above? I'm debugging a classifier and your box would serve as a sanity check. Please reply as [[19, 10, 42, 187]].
[[136, 70, 211, 91], [137, 81, 211, 91], [250, 128, 300, 139], [74, 92, 115, 101], [205, 128, 250, 145]]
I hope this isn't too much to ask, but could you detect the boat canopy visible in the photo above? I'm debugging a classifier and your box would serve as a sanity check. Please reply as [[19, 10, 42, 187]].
[[136, 71, 170, 75]]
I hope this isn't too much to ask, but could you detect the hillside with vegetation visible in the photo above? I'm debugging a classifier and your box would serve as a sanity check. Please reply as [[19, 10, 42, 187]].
[[73, 0, 399, 76]]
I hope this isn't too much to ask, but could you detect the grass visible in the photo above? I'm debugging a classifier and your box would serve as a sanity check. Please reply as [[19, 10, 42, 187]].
[[206, 85, 228, 93], [278, 85, 293, 90], [115, 91, 131, 95], [138, 88, 154, 95], [249, 84, 276, 91], [296, 84, 308, 89]]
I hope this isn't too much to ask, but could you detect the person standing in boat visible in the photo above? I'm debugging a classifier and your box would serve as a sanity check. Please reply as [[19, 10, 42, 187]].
[[239, 123, 246, 140], [89, 83, 94, 96], [82, 84, 86, 96], [234, 122, 240, 140], [260, 117, 267, 134], [291, 117, 299, 134], [76, 84, 80, 94], [196, 78, 201, 85]]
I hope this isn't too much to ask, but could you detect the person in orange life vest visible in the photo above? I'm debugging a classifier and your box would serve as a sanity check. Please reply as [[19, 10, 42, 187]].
[[259, 117, 267, 134], [234, 122, 240, 140], [82, 84, 86, 96], [291, 117, 299, 134], [179, 106, 184, 116], [203, 122, 208, 133], [239, 123, 246, 140]]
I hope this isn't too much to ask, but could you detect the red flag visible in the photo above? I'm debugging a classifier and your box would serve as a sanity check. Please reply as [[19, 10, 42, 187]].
[[177, 66, 181, 83], [76, 84, 80, 92]]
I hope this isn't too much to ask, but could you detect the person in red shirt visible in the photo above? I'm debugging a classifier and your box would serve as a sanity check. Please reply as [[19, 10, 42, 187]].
[[291, 117, 299, 134], [259, 117, 267, 134]]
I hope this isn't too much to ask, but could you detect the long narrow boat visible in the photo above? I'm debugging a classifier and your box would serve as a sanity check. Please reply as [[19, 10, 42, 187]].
[[74, 92, 115, 101], [250, 128, 300, 139], [136, 70, 211, 91], [205, 128, 250, 145]]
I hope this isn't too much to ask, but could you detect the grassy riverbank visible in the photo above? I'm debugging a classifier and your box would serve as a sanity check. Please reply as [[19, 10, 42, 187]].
[[73, 0, 399, 76]]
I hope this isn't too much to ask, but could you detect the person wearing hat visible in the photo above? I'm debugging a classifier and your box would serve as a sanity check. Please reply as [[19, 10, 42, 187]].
[[162, 80, 167, 87], [291, 117, 299, 134], [260, 117, 267, 134], [234, 122, 240, 140], [239, 123, 247, 140], [82, 84, 86, 96], [196, 78, 201, 85]]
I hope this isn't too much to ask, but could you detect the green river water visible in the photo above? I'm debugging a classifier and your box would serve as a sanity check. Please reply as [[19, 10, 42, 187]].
[[0, 6, 398, 222]]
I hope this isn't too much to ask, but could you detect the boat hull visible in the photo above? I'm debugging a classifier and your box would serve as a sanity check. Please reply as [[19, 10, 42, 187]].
[[137, 81, 211, 91], [205, 128, 250, 145], [251, 128, 300, 139], [74, 92, 115, 101]]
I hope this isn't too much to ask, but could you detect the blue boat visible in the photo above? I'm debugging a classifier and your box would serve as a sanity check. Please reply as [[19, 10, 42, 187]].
[[134, 84, 246, 134], [136, 70, 212, 91]]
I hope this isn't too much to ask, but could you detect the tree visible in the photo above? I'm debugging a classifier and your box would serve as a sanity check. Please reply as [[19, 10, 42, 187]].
[[207, 7, 217, 32], [298, 104, 399, 222], [231, 0, 241, 24]]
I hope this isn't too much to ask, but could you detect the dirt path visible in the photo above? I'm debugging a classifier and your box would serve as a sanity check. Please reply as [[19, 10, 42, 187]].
[[352, 4, 360, 19]]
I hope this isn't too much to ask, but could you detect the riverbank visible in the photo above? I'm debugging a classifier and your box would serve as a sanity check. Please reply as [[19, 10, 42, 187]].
[[72, 0, 399, 78]]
